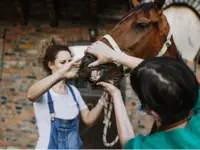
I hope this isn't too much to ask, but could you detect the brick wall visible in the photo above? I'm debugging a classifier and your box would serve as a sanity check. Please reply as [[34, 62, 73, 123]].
[[0, 25, 114, 148]]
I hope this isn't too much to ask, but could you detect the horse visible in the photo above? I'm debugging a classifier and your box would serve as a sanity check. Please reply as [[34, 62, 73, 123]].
[[79, 0, 182, 148]]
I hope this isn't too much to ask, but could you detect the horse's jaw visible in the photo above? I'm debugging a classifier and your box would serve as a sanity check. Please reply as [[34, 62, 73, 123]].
[[78, 53, 124, 86]]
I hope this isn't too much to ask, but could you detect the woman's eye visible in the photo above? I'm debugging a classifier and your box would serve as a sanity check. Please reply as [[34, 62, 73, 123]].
[[61, 60, 71, 64]]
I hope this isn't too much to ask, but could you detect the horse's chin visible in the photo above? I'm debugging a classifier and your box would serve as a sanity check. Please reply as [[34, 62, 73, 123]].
[[89, 69, 101, 82], [78, 53, 100, 84], [78, 65, 108, 84], [78, 53, 124, 86], [78, 67, 102, 83]]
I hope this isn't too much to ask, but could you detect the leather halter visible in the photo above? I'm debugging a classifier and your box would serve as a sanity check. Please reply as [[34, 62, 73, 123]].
[[102, 28, 172, 59], [157, 28, 172, 57]]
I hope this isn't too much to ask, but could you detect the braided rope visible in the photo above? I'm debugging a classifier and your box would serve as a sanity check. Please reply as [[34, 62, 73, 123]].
[[102, 93, 119, 147]]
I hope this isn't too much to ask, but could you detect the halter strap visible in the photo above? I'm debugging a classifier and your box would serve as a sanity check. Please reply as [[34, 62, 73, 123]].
[[102, 28, 172, 58], [102, 35, 122, 67], [103, 35, 122, 53], [157, 28, 172, 57]]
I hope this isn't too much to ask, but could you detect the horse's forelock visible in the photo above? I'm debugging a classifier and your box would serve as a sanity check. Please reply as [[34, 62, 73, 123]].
[[119, 2, 154, 24], [129, 2, 154, 15]]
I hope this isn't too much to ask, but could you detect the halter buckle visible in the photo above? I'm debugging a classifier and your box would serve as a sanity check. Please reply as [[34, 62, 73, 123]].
[[166, 40, 172, 48]]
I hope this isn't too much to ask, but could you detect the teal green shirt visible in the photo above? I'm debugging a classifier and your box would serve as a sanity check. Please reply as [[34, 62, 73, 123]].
[[125, 91, 200, 149]]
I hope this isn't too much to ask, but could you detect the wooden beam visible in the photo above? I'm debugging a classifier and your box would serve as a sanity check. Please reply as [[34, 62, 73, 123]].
[[22, 0, 29, 25], [13, 0, 28, 25], [88, 0, 97, 25], [45, 0, 58, 27]]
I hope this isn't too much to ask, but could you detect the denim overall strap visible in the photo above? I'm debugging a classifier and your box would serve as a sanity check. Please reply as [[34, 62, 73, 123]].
[[67, 84, 80, 111], [47, 91, 55, 120], [47, 86, 82, 149]]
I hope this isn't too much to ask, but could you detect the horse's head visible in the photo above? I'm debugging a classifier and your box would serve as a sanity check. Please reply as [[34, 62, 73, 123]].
[[79, 0, 177, 84]]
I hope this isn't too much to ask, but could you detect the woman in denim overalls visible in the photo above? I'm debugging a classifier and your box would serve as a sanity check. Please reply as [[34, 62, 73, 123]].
[[27, 38, 106, 149]]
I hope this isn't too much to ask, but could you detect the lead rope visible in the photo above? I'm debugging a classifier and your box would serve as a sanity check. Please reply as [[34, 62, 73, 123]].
[[100, 35, 122, 147], [102, 92, 119, 147]]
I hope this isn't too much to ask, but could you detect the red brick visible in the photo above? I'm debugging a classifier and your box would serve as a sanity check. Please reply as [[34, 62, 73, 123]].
[[3, 68, 18, 73], [5, 43, 15, 49], [0, 39, 3, 44], [6, 35, 18, 40], [18, 44, 33, 49], [0, 141, 9, 146]]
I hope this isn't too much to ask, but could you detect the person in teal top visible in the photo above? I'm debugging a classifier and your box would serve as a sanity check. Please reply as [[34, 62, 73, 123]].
[[125, 103, 200, 149], [85, 41, 200, 148], [96, 56, 200, 149]]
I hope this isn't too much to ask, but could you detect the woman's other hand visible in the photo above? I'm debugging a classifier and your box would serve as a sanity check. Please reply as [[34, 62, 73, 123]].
[[58, 57, 82, 79], [97, 81, 121, 98], [85, 41, 115, 67]]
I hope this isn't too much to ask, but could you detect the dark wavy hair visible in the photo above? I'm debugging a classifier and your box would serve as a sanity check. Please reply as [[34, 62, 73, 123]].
[[38, 38, 72, 75], [130, 56, 198, 125]]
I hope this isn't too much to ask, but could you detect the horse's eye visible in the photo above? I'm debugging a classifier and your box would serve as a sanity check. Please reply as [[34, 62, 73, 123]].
[[136, 23, 150, 30]]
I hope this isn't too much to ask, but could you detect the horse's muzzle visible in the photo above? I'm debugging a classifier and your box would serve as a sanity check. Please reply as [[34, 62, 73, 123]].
[[78, 53, 124, 86]]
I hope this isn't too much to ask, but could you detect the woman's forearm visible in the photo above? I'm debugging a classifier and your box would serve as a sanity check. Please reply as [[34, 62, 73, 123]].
[[113, 51, 143, 69], [87, 102, 104, 125], [113, 93, 135, 147], [81, 101, 104, 126], [27, 72, 63, 102]]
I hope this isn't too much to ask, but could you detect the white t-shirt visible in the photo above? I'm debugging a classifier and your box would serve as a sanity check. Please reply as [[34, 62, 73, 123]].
[[33, 85, 87, 149]]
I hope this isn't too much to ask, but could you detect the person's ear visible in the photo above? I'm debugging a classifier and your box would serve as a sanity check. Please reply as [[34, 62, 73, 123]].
[[48, 61, 54, 71], [150, 110, 160, 121]]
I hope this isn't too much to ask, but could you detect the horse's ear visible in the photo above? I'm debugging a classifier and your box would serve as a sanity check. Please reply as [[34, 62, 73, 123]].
[[154, 0, 165, 10], [130, 0, 140, 7]]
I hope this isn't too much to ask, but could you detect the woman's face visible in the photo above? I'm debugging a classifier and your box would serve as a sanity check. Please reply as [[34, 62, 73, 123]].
[[49, 50, 72, 73]]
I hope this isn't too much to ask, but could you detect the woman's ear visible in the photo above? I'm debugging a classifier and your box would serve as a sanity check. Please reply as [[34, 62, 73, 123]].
[[48, 61, 54, 71], [150, 110, 160, 121]]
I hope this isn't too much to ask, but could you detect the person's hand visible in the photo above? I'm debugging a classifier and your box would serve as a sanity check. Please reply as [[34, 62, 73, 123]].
[[85, 41, 115, 67], [97, 81, 121, 98], [58, 57, 82, 79], [98, 91, 109, 106]]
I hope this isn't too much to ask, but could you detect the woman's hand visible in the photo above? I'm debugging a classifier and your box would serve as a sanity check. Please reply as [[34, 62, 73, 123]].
[[85, 41, 115, 67], [58, 57, 82, 79], [97, 81, 121, 98]]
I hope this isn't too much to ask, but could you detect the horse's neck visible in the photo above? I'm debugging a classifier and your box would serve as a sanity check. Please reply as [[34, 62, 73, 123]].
[[164, 37, 178, 58]]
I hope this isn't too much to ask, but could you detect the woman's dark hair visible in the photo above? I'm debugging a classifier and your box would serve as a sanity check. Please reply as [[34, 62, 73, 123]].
[[130, 56, 199, 125], [38, 38, 72, 75]]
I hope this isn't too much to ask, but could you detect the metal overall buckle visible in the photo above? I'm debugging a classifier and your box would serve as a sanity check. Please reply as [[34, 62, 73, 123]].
[[50, 113, 55, 121]]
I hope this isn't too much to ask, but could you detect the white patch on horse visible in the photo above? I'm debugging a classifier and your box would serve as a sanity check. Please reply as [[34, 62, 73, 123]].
[[90, 70, 101, 82]]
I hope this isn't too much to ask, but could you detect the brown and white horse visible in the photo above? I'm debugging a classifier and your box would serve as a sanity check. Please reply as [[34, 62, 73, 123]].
[[79, 0, 183, 148]]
